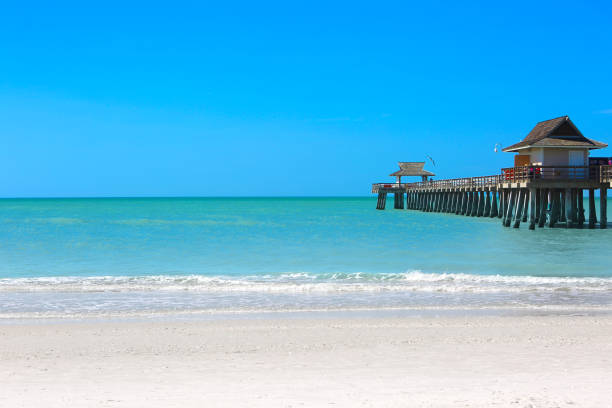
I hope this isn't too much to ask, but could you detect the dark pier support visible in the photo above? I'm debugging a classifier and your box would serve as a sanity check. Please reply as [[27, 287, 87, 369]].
[[477, 191, 485, 217], [588, 189, 597, 228], [464, 192, 471, 216], [538, 189, 548, 228], [534, 189, 541, 224], [560, 190, 567, 223], [601, 188, 608, 229], [577, 189, 585, 226], [460, 192, 468, 215], [490, 191, 498, 218], [393, 192, 404, 209], [500, 190, 507, 224], [470, 192, 478, 217], [528, 188, 536, 230], [513, 189, 525, 228], [565, 188, 574, 228], [443, 192, 449, 212], [484, 191, 491, 217], [376, 192, 387, 210], [521, 191, 529, 223], [549, 190, 560, 228], [504, 189, 516, 227]]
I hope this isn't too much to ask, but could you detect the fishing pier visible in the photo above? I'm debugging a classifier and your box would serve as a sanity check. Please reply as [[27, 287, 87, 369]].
[[372, 116, 610, 229]]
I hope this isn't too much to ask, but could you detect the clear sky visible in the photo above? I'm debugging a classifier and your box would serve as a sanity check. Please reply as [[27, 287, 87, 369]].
[[1, 1, 611, 197]]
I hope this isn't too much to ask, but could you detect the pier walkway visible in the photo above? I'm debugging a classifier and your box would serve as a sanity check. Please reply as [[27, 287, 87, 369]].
[[372, 165, 611, 229]]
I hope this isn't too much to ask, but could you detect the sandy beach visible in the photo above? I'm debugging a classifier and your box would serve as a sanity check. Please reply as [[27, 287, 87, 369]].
[[1, 314, 611, 407]]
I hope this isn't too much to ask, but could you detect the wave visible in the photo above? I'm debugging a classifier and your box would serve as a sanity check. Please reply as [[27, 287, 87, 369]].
[[2, 271, 612, 294]]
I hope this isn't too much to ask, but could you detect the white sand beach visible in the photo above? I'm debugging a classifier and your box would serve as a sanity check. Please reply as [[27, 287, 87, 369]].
[[1, 314, 611, 408]]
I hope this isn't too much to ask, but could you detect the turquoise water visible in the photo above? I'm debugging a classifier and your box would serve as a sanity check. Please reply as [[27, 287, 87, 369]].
[[1, 197, 611, 317]]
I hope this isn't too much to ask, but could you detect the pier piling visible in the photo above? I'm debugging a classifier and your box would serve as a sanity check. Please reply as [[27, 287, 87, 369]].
[[538, 189, 548, 228], [513, 189, 525, 228], [601, 188, 608, 229]]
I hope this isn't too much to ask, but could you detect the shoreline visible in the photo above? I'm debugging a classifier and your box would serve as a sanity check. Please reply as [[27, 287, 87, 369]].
[[2, 313, 612, 407], [3, 303, 612, 325]]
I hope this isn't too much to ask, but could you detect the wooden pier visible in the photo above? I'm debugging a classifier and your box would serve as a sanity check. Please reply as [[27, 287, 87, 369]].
[[372, 116, 610, 230], [373, 165, 610, 229]]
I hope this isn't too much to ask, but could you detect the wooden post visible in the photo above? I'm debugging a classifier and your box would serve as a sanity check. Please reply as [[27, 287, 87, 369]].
[[538, 189, 548, 228], [483, 191, 491, 217], [501, 189, 507, 225], [470, 191, 477, 216], [521, 190, 529, 222], [588, 189, 597, 228], [601, 188, 608, 229], [454, 192, 461, 214], [549, 190, 559, 228], [560, 190, 567, 223], [513, 189, 525, 228], [490, 190, 498, 218], [477, 191, 485, 217], [376, 192, 387, 210], [500, 190, 507, 224], [577, 189, 584, 226], [565, 188, 573, 228], [443, 192, 449, 212], [504, 189, 516, 227], [534, 189, 541, 224], [528, 188, 536, 230]]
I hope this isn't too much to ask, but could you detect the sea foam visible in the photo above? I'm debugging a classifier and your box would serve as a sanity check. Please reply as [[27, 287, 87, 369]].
[[2, 271, 611, 294]]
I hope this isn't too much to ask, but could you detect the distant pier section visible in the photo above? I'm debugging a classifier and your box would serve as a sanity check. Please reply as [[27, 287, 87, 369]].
[[372, 116, 611, 229]]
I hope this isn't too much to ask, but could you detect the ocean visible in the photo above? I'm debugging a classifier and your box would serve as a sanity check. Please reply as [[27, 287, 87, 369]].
[[1, 197, 611, 319]]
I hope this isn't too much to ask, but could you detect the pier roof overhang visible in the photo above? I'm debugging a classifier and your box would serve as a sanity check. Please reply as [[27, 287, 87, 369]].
[[502, 116, 607, 152], [389, 162, 435, 177]]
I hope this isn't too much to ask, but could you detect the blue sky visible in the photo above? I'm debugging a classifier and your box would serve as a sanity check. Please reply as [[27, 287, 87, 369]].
[[1, 1, 611, 197]]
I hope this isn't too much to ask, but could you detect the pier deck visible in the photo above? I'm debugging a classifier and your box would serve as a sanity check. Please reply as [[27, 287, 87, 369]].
[[373, 165, 611, 229]]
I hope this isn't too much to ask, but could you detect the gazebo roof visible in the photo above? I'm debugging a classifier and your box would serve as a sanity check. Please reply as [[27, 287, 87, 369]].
[[502, 116, 607, 152], [389, 162, 435, 177]]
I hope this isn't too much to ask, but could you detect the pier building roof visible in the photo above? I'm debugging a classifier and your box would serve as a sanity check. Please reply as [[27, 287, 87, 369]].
[[389, 162, 435, 177], [503, 116, 607, 152]]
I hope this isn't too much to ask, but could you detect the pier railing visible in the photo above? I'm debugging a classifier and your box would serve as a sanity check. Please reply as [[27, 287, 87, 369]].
[[403, 175, 502, 190], [373, 165, 612, 193], [501, 166, 598, 182], [371, 183, 409, 192]]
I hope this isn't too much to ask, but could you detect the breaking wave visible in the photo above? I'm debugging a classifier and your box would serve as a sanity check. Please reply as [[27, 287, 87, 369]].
[[2, 271, 612, 294]]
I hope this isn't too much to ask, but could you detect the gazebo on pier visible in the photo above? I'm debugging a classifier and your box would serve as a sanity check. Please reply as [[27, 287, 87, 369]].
[[373, 162, 436, 210], [390, 162, 435, 184]]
